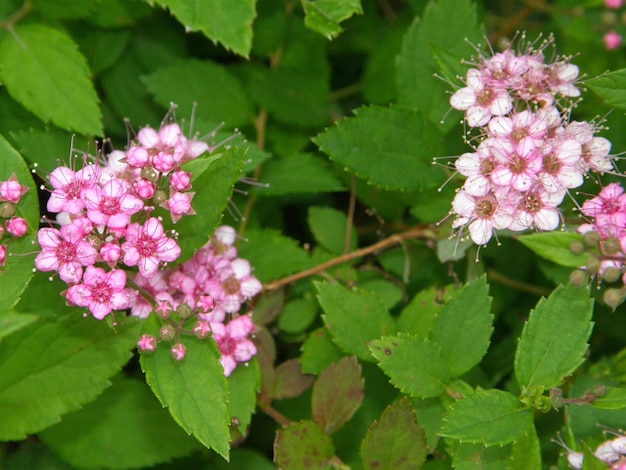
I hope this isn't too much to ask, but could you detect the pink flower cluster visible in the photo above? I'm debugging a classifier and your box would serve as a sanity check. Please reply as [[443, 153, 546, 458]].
[[561, 432, 626, 469], [134, 225, 261, 376], [447, 36, 613, 246], [0, 174, 30, 265], [34, 121, 206, 319]]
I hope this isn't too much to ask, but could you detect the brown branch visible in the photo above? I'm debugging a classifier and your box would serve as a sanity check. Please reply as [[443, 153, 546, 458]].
[[263, 225, 437, 292], [261, 404, 291, 427], [486, 268, 552, 297]]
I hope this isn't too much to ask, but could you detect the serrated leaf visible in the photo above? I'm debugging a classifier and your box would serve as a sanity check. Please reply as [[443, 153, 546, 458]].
[[396, 285, 456, 338], [227, 357, 260, 434], [174, 148, 244, 261], [509, 428, 541, 470], [312, 356, 364, 434], [140, 322, 230, 458], [448, 440, 512, 469], [0, 135, 39, 311], [308, 206, 357, 255], [440, 389, 533, 446], [360, 397, 427, 470], [274, 420, 335, 469], [300, 327, 344, 375], [430, 276, 493, 378], [314, 106, 445, 191], [592, 387, 626, 410], [237, 229, 312, 282], [273, 358, 314, 399], [515, 284, 594, 390], [371, 334, 450, 398], [143, 59, 253, 128], [517, 232, 592, 268], [412, 397, 445, 451], [302, 0, 363, 39], [38, 377, 201, 469], [149, 0, 256, 56], [360, 279, 403, 310], [0, 24, 102, 135], [253, 153, 345, 196], [0, 314, 140, 440], [586, 68, 626, 109], [396, 0, 485, 132], [316, 281, 396, 362]]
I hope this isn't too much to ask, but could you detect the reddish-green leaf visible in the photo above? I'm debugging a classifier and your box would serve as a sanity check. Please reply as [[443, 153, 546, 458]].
[[273, 358, 314, 399], [274, 420, 335, 468]]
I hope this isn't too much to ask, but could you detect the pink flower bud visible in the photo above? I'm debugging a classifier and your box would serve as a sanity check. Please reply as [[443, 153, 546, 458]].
[[193, 320, 211, 338], [0, 244, 6, 266], [169, 171, 191, 191], [5, 217, 28, 238], [604, 31, 622, 50], [0, 175, 28, 203], [170, 342, 186, 361], [134, 179, 156, 199], [159, 324, 177, 342], [100, 241, 121, 265], [605, 0, 622, 9], [137, 334, 156, 352], [152, 152, 175, 173], [161, 191, 195, 223], [126, 146, 149, 168]]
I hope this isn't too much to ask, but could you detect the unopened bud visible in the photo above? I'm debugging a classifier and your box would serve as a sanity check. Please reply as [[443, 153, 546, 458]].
[[586, 257, 601, 275], [141, 167, 158, 181], [152, 189, 168, 205], [583, 231, 600, 248], [603, 288, 625, 311], [159, 324, 177, 342], [569, 269, 588, 287], [0, 202, 16, 218], [170, 343, 186, 361], [550, 388, 564, 409], [593, 384, 606, 397], [603, 237, 622, 255], [569, 240, 585, 255], [603, 267, 622, 283], [176, 302, 193, 320]]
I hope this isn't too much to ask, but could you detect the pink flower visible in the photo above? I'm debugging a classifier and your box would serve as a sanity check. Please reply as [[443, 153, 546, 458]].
[[137, 123, 186, 171], [605, 0, 622, 9], [509, 186, 564, 232], [0, 174, 28, 203], [490, 138, 543, 192], [451, 189, 515, 245], [65, 266, 130, 319], [210, 315, 257, 376], [161, 191, 195, 223], [604, 31, 622, 50], [122, 218, 181, 278], [47, 164, 100, 215], [137, 334, 156, 352], [206, 258, 262, 317], [35, 220, 98, 284], [5, 217, 28, 238], [81, 179, 143, 229], [538, 137, 583, 192], [100, 241, 121, 266], [0, 244, 6, 266]]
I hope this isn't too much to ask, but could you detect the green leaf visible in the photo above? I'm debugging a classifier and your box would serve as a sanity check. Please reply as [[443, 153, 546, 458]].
[[517, 232, 592, 268], [226, 357, 260, 434], [278, 297, 319, 334], [140, 322, 230, 458], [31, 0, 98, 19], [302, 0, 363, 39], [586, 68, 626, 109], [440, 389, 533, 446], [370, 334, 450, 398], [0, 314, 140, 440], [515, 284, 594, 390], [0, 25, 102, 135], [412, 397, 445, 451], [429, 276, 493, 378], [592, 387, 626, 410], [448, 440, 512, 469], [143, 59, 253, 128], [237, 229, 312, 282], [308, 206, 357, 255], [274, 420, 335, 469], [316, 281, 396, 362], [4, 441, 72, 470], [38, 377, 201, 468], [508, 429, 542, 470], [253, 153, 345, 196], [11, 128, 89, 170], [360, 397, 427, 470], [300, 327, 345, 375], [0, 311, 38, 342], [314, 106, 445, 191], [149, 0, 256, 56], [312, 356, 364, 434], [0, 135, 39, 311], [396, 0, 485, 132], [360, 279, 404, 310], [396, 286, 455, 338], [174, 148, 244, 261]]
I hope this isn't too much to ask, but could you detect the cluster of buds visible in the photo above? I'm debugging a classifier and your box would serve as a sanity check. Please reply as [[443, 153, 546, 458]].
[[0, 174, 30, 265], [569, 183, 626, 309], [135, 225, 261, 375], [558, 431, 626, 469], [602, 0, 624, 50], [445, 34, 613, 247]]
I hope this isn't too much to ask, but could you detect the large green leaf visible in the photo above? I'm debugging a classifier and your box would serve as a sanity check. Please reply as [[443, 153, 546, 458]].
[[227, 357, 260, 435], [314, 106, 445, 191], [429, 276, 493, 377], [39, 377, 201, 468], [140, 318, 230, 458], [308, 206, 357, 255], [440, 389, 533, 446], [0, 314, 140, 440], [586, 68, 626, 109], [396, 0, 485, 133], [148, 0, 256, 56], [142, 59, 253, 128], [360, 397, 427, 470], [302, 0, 362, 39], [300, 327, 344, 375], [0, 25, 102, 135], [316, 281, 397, 362], [517, 232, 592, 268], [370, 334, 450, 398], [274, 420, 335, 468], [515, 284, 594, 390]]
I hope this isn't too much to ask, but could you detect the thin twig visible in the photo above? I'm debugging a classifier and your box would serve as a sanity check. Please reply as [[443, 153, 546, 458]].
[[261, 404, 291, 426], [343, 175, 356, 254], [487, 268, 552, 297]]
